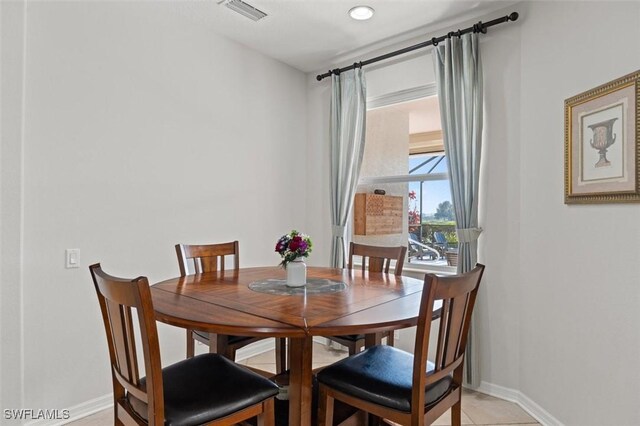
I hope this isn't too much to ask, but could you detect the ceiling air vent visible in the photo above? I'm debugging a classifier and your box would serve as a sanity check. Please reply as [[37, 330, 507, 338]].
[[218, 0, 267, 21]]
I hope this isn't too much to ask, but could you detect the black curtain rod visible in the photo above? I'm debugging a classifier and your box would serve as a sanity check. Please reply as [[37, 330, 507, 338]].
[[316, 11, 519, 81]]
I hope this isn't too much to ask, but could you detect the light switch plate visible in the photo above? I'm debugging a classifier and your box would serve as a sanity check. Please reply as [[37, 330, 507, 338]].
[[65, 249, 80, 269]]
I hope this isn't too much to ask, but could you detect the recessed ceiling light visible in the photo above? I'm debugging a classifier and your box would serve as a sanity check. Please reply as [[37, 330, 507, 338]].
[[349, 5, 374, 21]]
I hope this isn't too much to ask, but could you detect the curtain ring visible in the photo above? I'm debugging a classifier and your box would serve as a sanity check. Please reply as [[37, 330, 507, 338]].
[[431, 37, 438, 46], [447, 31, 454, 38], [456, 29, 462, 37], [473, 21, 486, 34], [333, 68, 341, 76]]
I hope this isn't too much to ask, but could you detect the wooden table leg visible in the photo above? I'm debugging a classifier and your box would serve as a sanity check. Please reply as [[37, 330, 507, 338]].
[[288, 336, 313, 426], [364, 332, 382, 349]]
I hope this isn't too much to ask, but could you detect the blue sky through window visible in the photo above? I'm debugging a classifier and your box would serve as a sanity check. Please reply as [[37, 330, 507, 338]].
[[408, 155, 452, 216]]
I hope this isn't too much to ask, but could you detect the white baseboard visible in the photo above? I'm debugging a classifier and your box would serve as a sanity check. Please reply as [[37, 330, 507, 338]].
[[476, 381, 563, 426], [234, 338, 279, 362], [236, 336, 343, 361], [47, 378, 562, 426], [24, 394, 113, 426]]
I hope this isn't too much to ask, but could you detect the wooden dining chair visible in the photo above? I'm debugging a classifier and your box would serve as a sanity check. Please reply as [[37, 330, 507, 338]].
[[176, 242, 287, 373], [348, 242, 408, 276], [327, 242, 408, 355], [89, 263, 278, 426], [317, 264, 485, 426]]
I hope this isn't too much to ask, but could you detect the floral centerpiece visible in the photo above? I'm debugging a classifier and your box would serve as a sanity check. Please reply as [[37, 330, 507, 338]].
[[275, 230, 312, 268]]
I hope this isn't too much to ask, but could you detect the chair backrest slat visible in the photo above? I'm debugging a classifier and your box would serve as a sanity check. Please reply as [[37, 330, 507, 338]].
[[90, 263, 165, 424], [124, 306, 141, 383], [105, 299, 139, 384], [434, 298, 449, 369], [348, 242, 407, 276], [411, 264, 485, 418], [176, 241, 239, 277], [442, 294, 468, 366], [200, 256, 218, 273]]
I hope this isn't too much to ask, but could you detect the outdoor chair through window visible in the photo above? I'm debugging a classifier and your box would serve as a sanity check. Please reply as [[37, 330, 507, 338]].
[[408, 233, 439, 262], [433, 231, 450, 258]]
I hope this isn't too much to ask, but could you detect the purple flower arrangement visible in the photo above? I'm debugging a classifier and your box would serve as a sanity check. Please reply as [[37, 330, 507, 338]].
[[275, 230, 313, 268]]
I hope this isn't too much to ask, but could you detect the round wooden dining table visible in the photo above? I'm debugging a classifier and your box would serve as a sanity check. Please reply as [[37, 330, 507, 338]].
[[151, 266, 426, 426]]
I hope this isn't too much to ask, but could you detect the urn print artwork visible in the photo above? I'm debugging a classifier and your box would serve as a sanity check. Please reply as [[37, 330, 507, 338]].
[[580, 103, 624, 182], [589, 117, 617, 168], [565, 70, 640, 204]]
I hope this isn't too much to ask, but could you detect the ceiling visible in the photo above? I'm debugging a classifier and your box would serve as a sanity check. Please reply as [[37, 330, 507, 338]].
[[172, 0, 518, 73], [385, 96, 442, 134], [377, 96, 444, 154]]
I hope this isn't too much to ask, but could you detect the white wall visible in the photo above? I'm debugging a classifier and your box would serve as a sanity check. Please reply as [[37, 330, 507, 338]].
[[306, 2, 640, 424], [1, 0, 26, 414], [305, 75, 332, 267], [1, 0, 307, 415], [518, 2, 640, 424]]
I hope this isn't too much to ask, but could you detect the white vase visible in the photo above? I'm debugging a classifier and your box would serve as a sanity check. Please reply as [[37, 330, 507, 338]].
[[286, 258, 307, 287]]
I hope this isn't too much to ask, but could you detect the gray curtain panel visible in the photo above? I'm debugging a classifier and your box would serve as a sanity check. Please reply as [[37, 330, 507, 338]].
[[434, 33, 484, 386], [329, 69, 367, 268]]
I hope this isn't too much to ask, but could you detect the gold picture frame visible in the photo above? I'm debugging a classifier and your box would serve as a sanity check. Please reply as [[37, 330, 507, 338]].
[[565, 70, 640, 204]]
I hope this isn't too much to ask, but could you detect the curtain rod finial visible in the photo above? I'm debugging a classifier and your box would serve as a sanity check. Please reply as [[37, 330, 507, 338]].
[[509, 12, 519, 21]]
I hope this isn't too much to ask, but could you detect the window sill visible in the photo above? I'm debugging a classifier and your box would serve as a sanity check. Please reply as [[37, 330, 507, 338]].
[[352, 262, 457, 277], [402, 264, 457, 276]]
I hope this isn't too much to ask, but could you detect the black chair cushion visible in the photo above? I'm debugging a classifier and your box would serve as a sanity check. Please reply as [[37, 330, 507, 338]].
[[332, 332, 392, 344], [128, 353, 278, 426], [317, 345, 453, 413], [193, 330, 254, 346], [334, 334, 364, 342]]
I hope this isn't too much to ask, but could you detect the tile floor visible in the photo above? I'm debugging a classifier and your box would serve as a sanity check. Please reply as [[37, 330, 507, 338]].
[[69, 342, 539, 426]]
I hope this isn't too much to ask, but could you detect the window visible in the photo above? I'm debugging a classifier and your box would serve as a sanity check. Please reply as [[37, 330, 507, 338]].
[[356, 92, 457, 271], [407, 153, 457, 268]]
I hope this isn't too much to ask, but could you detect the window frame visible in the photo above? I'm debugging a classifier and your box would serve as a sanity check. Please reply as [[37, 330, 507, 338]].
[[362, 85, 457, 274]]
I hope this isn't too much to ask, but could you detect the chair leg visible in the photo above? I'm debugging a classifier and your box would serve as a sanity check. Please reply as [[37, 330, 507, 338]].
[[275, 338, 287, 373], [186, 330, 195, 358], [208, 333, 218, 354], [114, 401, 124, 426], [348, 343, 357, 356], [367, 413, 381, 426], [256, 398, 275, 426], [386, 331, 395, 347], [317, 386, 334, 426], [451, 400, 462, 426]]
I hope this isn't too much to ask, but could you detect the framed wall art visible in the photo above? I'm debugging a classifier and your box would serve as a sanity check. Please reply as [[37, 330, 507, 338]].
[[564, 70, 640, 204]]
